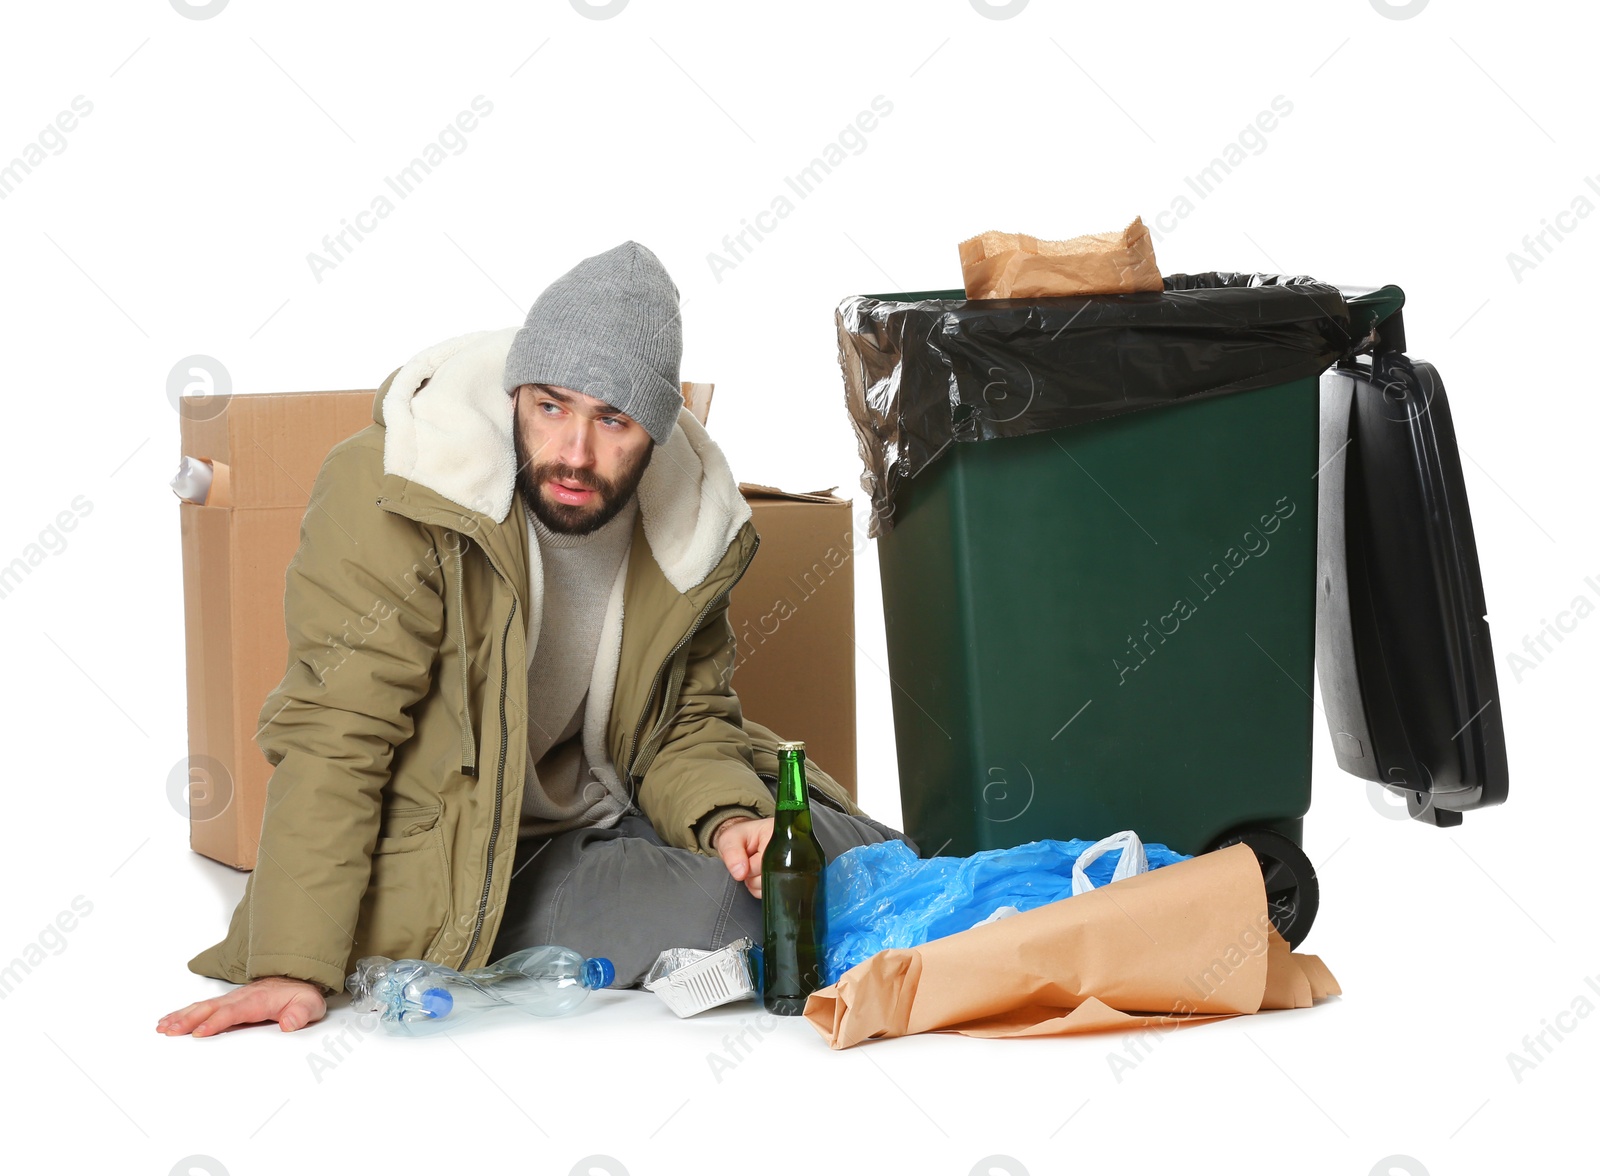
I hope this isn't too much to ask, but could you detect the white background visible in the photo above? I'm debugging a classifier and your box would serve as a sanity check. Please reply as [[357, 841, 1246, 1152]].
[[1, 1, 1594, 1174]]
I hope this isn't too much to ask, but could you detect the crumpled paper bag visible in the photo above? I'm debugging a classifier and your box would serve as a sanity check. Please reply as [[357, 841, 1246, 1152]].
[[802, 842, 1339, 1048], [958, 216, 1164, 299]]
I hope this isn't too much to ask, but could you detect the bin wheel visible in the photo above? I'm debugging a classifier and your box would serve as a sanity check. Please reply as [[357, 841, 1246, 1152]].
[[1205, 828, 1319, 949]]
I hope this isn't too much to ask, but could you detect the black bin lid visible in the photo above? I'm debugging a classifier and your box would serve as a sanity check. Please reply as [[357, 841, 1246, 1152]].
[[1315, 324, 1509, 825]]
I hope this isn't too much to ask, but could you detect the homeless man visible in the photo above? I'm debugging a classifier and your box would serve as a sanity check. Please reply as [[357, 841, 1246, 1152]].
[[159, 240, 916, 1037]]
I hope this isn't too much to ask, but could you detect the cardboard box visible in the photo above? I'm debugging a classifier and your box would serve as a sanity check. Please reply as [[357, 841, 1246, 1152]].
[[178, 391, 377, 868], [679, 387, 859, 801], [177, 385, 857, 869], [727, 485, 858, 799]]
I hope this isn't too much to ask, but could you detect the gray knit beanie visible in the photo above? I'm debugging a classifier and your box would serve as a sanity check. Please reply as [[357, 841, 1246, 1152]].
[[502, 240, 683, 446]]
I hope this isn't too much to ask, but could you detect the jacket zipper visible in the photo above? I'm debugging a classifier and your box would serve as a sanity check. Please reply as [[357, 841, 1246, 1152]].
[[372, 495, 523, 969], [461, 595, 516, 967], [627, 533, 761, 784]]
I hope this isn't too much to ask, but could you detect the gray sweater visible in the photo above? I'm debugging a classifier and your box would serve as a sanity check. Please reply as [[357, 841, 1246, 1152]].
[[518, 494, 639, 839]]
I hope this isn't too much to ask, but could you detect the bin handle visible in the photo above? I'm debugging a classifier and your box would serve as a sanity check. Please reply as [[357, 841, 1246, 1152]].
[[1340, 284, 1407, 357]]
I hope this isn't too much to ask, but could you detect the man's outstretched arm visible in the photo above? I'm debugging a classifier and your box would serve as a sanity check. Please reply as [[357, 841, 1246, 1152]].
[[162, 432, 448, 1034], [636, 587, 776, 868]]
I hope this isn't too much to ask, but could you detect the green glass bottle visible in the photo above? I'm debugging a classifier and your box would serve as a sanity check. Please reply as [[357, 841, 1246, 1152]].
[[761, 740, 828, 1016]]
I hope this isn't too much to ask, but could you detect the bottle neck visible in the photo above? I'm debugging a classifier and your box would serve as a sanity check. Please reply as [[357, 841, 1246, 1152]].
[[775, 750, 809, 812]]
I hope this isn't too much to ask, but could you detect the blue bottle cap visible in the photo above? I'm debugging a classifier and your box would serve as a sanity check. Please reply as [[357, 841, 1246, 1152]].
[[421, 987, 454, 1018], [583, 957, 615, 989]]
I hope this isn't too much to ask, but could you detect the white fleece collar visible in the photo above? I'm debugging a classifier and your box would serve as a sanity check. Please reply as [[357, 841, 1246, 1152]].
[[381, 327, 751, 594]]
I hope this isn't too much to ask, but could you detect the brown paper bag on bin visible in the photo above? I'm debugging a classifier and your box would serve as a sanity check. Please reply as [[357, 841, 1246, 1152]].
[[802, 842, 1339, 1048], [958, 216, 1164, 299]]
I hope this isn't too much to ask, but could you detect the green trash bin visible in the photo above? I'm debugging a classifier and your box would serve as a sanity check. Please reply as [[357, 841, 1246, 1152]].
[[836, 274, 1416, 944]]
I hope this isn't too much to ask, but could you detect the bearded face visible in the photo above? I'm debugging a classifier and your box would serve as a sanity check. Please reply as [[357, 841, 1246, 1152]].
[[512, 384, 654, 535]]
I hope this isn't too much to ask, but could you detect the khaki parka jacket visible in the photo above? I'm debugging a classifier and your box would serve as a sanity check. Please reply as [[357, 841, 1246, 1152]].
[[188, 328, 863, 994]]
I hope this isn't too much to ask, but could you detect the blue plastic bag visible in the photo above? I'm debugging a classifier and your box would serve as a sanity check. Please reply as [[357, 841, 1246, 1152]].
[[822, 832, 1190, 984]]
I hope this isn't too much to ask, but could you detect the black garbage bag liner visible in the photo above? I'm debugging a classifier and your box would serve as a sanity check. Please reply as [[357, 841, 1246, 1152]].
[[837, 272, 1359, 538]]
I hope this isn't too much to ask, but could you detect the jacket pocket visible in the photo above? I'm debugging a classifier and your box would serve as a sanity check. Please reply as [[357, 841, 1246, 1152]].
[[375, 803, 444, 848], [354, 805, 451, 961]]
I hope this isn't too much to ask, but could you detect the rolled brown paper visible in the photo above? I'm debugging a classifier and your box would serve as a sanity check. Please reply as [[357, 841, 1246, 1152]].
[[803, 842, 1340, 1048], [958, 217, 1164, 299]]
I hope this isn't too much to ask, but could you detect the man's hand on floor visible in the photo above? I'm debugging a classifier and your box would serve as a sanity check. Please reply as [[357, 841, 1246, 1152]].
[[713, 816, 774, 899], [156, 976, 327, 1037]]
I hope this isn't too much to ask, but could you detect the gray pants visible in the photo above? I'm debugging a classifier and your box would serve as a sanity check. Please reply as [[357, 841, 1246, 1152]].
[[489, 783, 917, 987]]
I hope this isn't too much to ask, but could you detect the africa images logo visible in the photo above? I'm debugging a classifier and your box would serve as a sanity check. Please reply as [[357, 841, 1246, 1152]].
[[1112, 496, 1296, 685]]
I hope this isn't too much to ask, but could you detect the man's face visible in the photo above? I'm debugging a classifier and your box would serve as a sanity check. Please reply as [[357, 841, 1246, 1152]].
[[512, 383, 653, 535]]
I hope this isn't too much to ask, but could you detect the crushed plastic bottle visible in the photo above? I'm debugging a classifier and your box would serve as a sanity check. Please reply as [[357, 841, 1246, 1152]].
[[348, 946, 615, 1034], [169, 455, 215, 504]]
